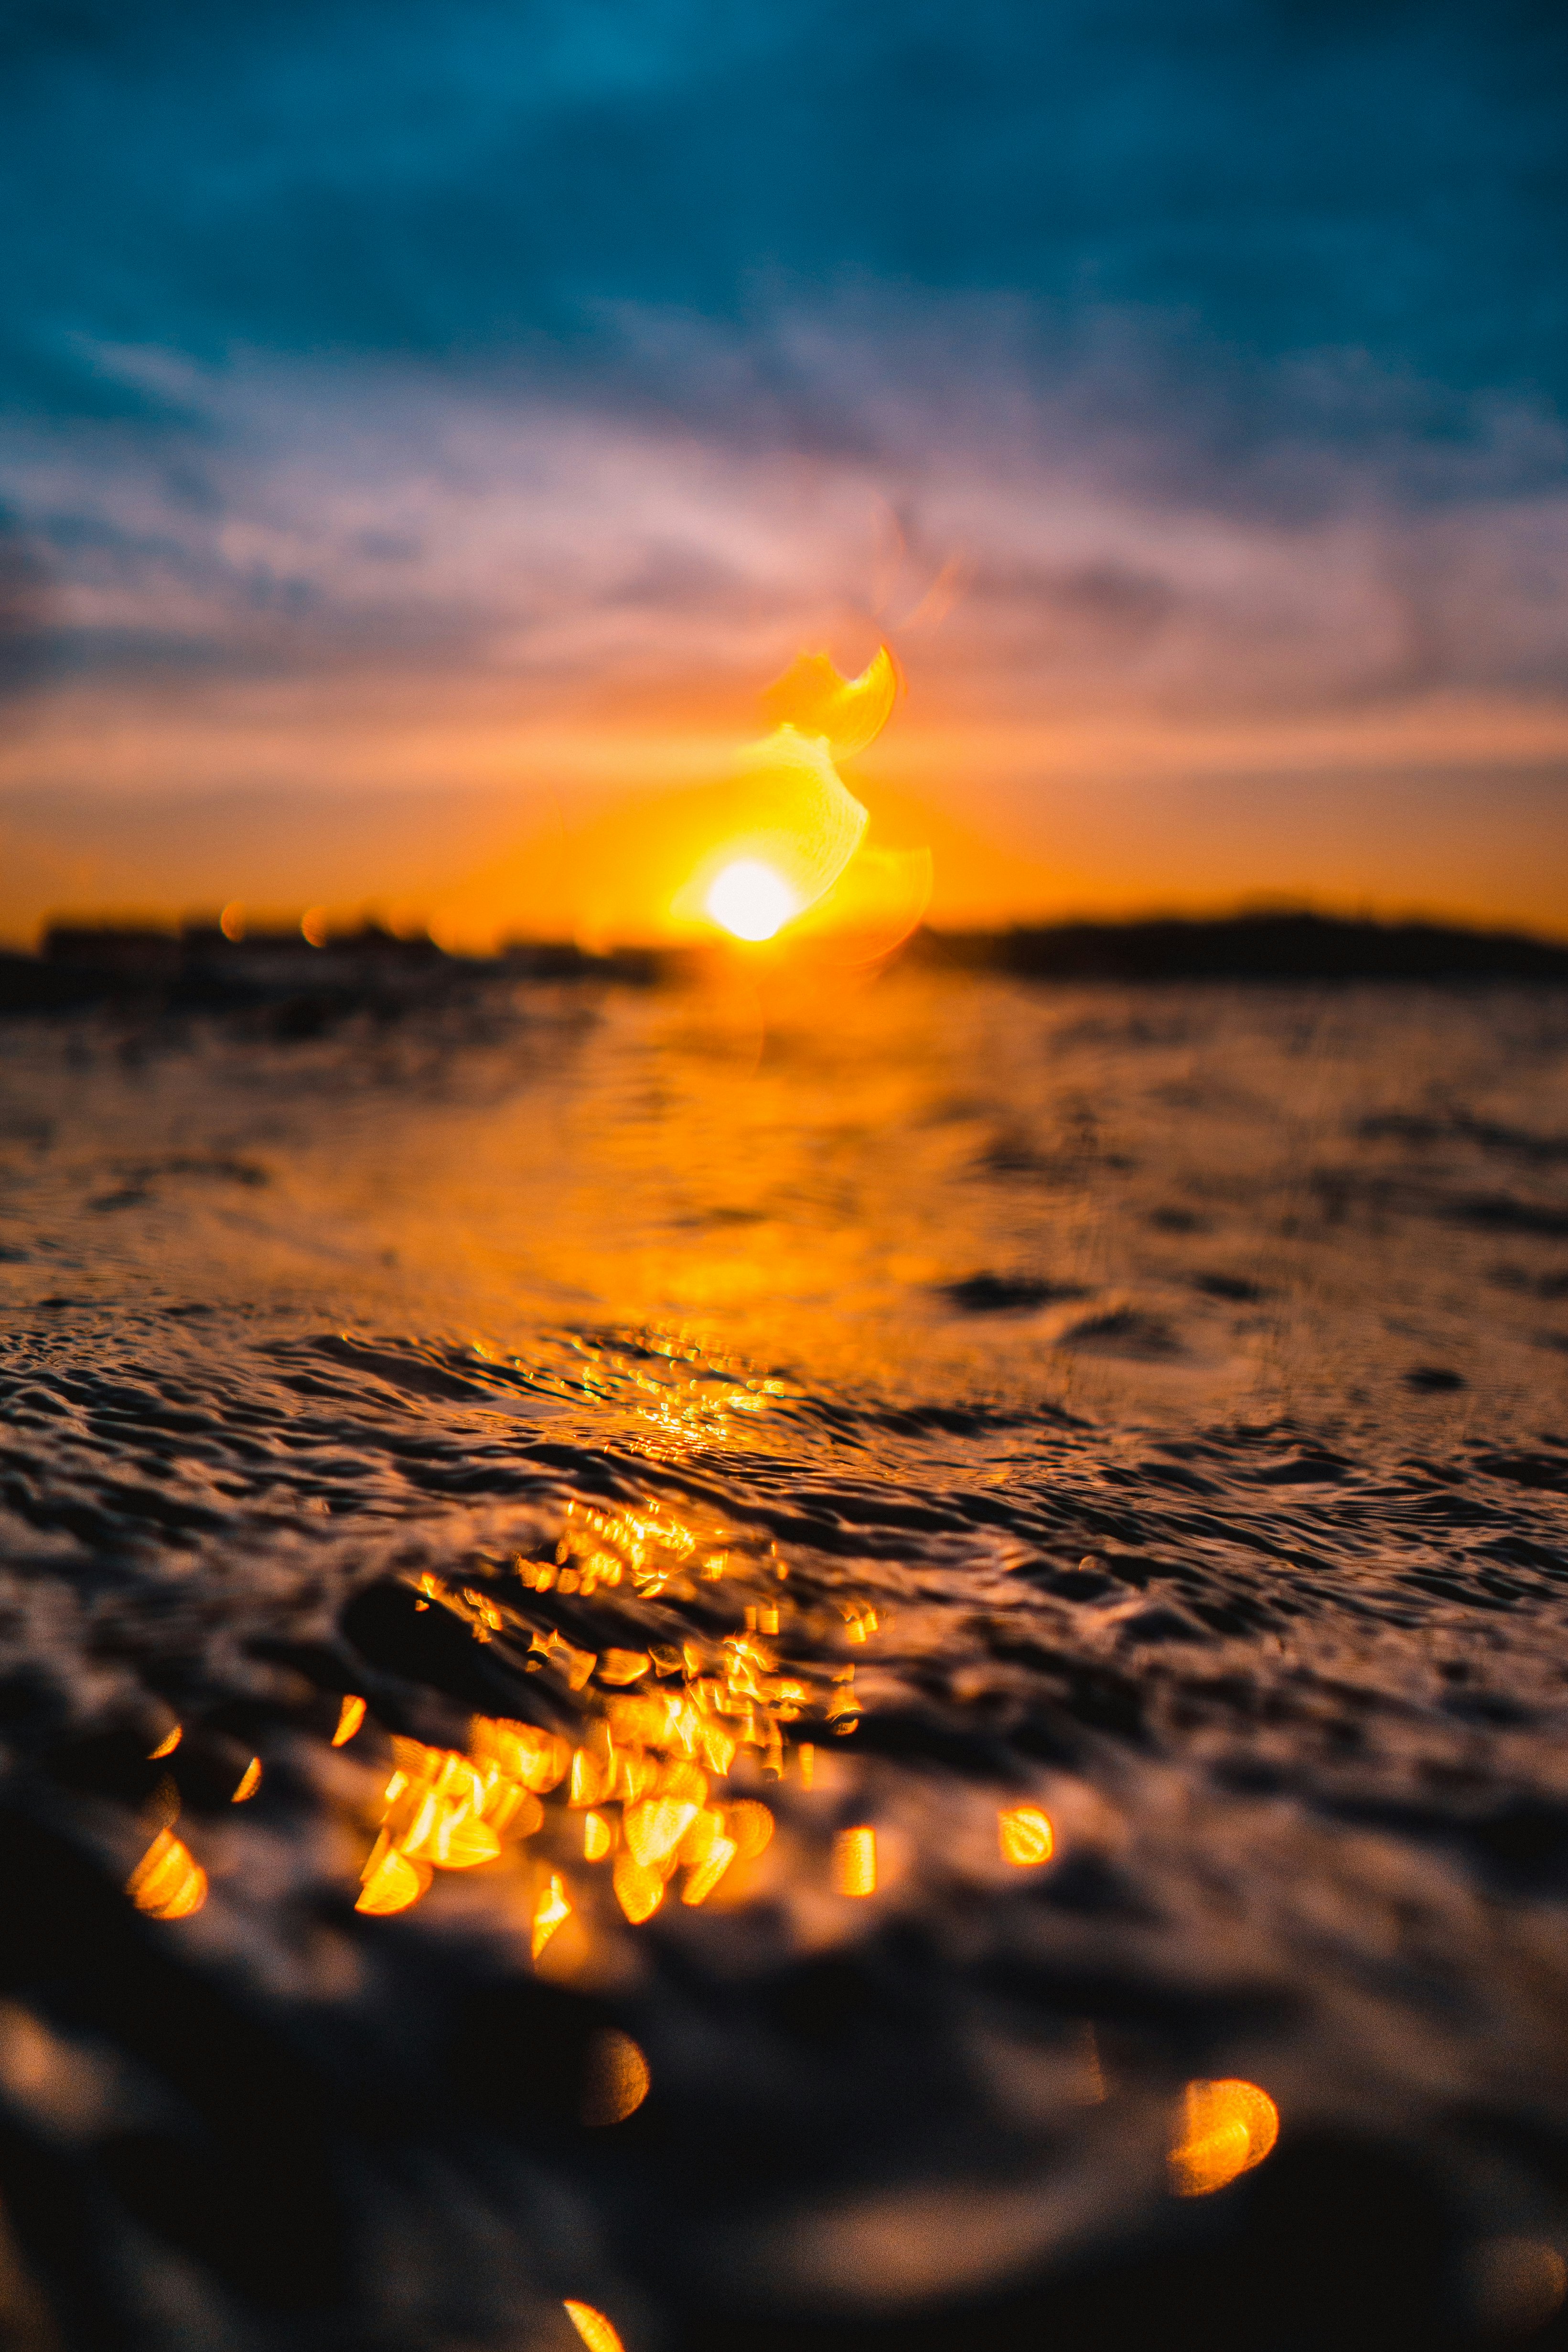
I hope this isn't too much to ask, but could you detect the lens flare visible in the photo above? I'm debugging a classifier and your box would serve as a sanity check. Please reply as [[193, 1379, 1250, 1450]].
[[705, 859, 800, 942], [675, 725, 868, 936]]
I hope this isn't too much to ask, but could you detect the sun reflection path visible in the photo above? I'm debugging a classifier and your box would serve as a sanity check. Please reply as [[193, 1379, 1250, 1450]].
[[324, 1492, 1066, 1947], [126, 1480, 1084, 2014], [760, 644, 899, 758]]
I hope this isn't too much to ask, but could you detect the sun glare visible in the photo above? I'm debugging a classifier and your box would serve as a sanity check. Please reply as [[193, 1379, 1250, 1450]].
[[706, 859, 800, 942]]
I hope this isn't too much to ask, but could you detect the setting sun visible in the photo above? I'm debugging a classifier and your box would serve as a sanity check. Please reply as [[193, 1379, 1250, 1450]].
[[705, 859, 800, 941]]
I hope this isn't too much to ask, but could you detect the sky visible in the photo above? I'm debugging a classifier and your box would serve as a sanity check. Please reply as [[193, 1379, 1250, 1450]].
[[1, 0, 1566, 941]]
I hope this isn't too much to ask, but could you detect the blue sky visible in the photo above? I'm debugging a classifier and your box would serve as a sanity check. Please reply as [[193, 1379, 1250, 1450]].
[[8, 0, 1566, 412], [1, 0, 1566, 934]]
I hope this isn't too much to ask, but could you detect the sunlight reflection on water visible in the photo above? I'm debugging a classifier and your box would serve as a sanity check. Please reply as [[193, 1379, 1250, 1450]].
[[1, 973, 1566, 2348]]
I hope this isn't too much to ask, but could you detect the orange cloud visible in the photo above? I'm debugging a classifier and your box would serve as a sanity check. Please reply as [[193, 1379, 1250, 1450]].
[[1, 326, 1565, 943]]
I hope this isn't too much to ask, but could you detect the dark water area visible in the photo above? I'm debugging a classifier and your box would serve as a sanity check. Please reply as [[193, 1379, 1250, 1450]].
[[0, 970, 1566, 2352]]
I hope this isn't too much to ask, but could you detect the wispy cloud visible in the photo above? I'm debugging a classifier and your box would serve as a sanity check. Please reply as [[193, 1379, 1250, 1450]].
[[3, 2, 1564, 936], [3, 300, 1566, 769]]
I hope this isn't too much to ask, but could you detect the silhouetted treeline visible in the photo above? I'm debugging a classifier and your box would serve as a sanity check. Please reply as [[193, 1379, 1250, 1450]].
[[906, 910, 1568, 986], [0, 922, 666, 1028], [1, 910, 1566, 1023]]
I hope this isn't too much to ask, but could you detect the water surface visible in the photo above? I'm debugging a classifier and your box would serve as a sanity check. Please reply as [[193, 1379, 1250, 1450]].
[[0, 971, 1566, 2351]]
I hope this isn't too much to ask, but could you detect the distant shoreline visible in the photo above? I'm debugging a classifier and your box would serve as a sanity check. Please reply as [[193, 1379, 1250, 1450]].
[[903, 910, 1568, 986], [2, 908, 1566, 1021]]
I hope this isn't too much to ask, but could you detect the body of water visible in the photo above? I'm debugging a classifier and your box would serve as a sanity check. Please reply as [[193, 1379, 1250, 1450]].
[[0, 969, 1566, 2350]]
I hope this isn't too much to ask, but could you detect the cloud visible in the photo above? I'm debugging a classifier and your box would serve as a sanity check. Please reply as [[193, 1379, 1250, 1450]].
[[1, 2, 1564, 937], [2, 0, 1563, 761], [1, 301, 1564, 775], [4, 0, 1567, 423], [0, 512, 61, 701]]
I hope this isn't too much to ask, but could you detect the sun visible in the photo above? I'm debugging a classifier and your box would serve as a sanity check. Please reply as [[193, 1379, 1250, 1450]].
[[705, 859, 800, 942]]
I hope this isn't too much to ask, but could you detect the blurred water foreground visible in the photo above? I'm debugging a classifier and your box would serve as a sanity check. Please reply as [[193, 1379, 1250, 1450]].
[[0, 956, 1565, 2352]]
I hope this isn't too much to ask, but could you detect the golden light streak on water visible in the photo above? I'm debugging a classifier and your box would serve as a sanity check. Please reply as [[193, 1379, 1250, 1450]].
[[343, 1520, 864, 1934], [581, 2030, 651, 2126], [531, 1873, 572, 1959], [127, 1830, 207, 1920], [998, 1804, 1054, 1866], [725, 1800, 774, 1860], [680, 1832, 739, 1907], [563, 2301, 624, 2352], [598, 1650, 650, 1686], [471, 1715, 569, 1793], [332, 1695, 366, 1746], [833, 1826, 877, 1897], [391, 1749, 504, 1869], [623, 1795, 701, 1869], [356, 1838, 429, 1915], [1169, 2079, 1279, 2196], [827, 1668, 859, 1735], [613, 1849, 666, 1924], [428, 1809, 502, 1867]]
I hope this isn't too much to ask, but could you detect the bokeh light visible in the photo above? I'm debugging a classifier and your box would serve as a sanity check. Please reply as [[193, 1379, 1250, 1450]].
[[1169, 2079, 1279, 2197]]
